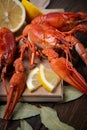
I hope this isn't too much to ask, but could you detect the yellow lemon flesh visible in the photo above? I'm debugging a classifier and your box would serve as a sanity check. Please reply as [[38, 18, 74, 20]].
[[38, 64, 61, 92], [26, 67, 41, 92], [22, 0, 43, 22], [0, 0, 26, 32]]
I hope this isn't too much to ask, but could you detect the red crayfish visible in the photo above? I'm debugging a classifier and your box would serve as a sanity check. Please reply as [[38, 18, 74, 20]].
[[0, 28, 26, 130], [18, 12, 87, 94]]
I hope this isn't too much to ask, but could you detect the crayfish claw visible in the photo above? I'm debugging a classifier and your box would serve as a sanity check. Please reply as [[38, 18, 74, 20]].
[[3, 87, 16, 120], [3, 58, 26, 120], [43, 48, 87, 94]]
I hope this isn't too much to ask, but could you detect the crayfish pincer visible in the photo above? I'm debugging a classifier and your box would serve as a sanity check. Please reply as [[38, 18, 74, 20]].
[[43, 48, 87, 95], [3, 58, 26, 130], [3, 58, 26, 120], [0, 28, 26, 129]]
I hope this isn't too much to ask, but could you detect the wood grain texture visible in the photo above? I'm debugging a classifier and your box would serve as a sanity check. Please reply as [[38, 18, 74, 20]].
[[48, 0, 87, 12]]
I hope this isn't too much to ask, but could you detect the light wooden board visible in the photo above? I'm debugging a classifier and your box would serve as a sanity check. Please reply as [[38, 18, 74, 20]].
[[0, 9, 64, 102], [0, 82, 63, 102], [0, 58, 63, 102]]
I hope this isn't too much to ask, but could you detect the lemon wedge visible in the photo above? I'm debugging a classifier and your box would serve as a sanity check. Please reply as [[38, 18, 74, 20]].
[[38, 64, 61, 92], [0, 0, 26, 33], [22, 0, 43, 22], [26, 67, 41, 92]]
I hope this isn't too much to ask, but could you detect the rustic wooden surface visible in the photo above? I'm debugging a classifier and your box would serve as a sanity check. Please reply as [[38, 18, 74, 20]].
[[0, 0, 87, 130], [0, 58, 63, 102]]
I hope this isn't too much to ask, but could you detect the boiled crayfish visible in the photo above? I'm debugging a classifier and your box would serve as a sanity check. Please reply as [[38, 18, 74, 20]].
[[0, 27, 16, 94], [0, 28, 26, 130], [17, 12, 87, 94]]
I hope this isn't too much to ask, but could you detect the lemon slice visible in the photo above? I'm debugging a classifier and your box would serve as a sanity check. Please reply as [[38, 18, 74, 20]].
[[0, 0, 26, 32], [22, 0, 43, 21], [38, 64, 61, 92], [26, 67, 41, 92]]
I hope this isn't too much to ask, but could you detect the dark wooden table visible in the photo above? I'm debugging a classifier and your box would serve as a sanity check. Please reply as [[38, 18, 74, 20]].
[[0, 0, 87, 130]]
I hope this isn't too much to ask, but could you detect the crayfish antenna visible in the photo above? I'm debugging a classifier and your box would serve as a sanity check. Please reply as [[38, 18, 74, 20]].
[[66, 24, 87, 35]]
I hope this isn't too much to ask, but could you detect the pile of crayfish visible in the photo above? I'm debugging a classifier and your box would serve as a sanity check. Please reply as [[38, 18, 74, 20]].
[[0, 11, 87, 129]]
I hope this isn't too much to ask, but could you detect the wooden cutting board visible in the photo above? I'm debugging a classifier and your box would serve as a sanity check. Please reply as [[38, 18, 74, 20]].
[[0, 8, 64, 102], [0, 58, 63, 102], [0, 82, 63, 102]]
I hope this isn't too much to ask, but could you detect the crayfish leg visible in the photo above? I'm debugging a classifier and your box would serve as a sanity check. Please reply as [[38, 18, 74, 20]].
[[1, 66, 9, 96], [65, 35, 87, 65], [67, 24, 87, 35]]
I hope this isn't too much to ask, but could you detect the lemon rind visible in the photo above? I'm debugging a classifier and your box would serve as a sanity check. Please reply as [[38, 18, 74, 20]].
[[22, 0, 42, 20]]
